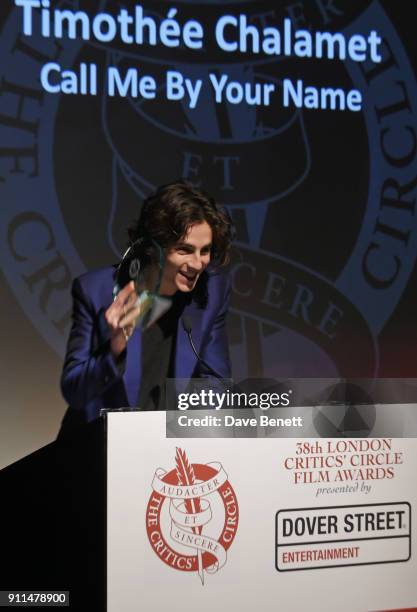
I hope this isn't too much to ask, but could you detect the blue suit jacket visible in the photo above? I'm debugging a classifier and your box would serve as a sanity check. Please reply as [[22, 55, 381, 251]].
[[60, 266, 231, 425]]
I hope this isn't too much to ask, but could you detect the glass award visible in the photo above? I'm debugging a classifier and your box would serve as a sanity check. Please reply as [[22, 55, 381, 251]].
[[113, 238, 172, 329]]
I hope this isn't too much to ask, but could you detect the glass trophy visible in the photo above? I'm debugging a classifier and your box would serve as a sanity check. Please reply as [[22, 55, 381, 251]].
[[113, 238, 172, 329]]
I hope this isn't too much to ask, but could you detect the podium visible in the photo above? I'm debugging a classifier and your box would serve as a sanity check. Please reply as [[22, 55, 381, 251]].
[[1, 399, 416, 611], [106, 409, 417, 612]]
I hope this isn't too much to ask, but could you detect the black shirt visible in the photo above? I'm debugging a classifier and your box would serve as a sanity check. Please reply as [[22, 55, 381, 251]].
[[137, 293, 186, 410]]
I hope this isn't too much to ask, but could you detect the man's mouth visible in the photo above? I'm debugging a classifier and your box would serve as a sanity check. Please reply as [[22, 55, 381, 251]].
[[179, 271, 197, 282]]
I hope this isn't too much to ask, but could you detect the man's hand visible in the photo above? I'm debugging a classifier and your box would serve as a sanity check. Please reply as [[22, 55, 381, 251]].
[[105, 281, 141, 357]]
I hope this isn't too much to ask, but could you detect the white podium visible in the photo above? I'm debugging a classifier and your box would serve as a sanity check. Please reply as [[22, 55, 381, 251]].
[[106, 410, 417, 612]]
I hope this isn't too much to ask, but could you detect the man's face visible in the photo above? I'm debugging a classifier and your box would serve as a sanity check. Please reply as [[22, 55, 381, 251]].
[[160, 221, 212, 295]]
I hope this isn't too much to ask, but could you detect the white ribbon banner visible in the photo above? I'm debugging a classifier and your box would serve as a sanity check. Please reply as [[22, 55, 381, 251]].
[[151, 463, 228, 500], [151, 462, 229, 573]]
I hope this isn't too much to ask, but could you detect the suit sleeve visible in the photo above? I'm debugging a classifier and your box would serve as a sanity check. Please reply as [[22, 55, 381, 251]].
[[60, 278, 125, 410], [198, 274, 232, 380]]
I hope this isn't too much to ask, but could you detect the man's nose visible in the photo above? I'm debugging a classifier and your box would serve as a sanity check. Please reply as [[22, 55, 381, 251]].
[[187, 252, 204, 271]]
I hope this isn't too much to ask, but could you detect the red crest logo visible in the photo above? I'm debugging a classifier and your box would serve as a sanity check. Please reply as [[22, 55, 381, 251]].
[[146, 448, 239, 584]]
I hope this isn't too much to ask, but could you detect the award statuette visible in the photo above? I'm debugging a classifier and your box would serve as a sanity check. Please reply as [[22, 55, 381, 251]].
[[113, 238, 172, 329]]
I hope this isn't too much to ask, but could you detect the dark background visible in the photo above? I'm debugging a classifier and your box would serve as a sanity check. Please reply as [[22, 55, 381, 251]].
[[1, 0, 417, 468]]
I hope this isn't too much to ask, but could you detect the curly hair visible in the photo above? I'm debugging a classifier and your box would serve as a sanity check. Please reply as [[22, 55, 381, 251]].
[[128, 179, 234, 268]]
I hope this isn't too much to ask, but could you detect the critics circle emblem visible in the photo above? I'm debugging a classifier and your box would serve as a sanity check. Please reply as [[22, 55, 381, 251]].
[[1, 2, 416, 379], [146, 448, 238, 583]]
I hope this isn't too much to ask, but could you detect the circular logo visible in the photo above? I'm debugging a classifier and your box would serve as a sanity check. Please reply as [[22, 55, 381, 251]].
[[146, 448, 238, 583], [1, 2, 416, 378]]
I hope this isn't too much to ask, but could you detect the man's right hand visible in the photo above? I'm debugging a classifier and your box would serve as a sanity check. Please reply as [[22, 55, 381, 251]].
[[105, 281, 141, 357]]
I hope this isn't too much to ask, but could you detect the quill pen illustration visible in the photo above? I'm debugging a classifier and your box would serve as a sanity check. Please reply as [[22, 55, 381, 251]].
[[175, 447, 204, 584]]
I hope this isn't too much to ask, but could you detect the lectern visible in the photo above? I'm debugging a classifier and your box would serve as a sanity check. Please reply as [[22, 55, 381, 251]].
[[106, 409, 417, 612], [1, 399, 416, 611]]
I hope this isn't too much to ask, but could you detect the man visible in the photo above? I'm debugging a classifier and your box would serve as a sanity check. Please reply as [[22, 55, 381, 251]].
[[59, 180, 233, 432]]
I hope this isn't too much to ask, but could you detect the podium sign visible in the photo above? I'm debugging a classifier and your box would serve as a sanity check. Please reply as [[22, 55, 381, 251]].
[[107, 411, 417, 612]]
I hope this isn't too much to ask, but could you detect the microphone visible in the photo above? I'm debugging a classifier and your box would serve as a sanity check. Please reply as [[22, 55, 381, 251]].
[[181, 318, 255, 426], [182, 316, 227, 382]]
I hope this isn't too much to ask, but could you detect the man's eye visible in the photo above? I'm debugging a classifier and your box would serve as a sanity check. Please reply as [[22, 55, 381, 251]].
[[176, 248, 189, 255]]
